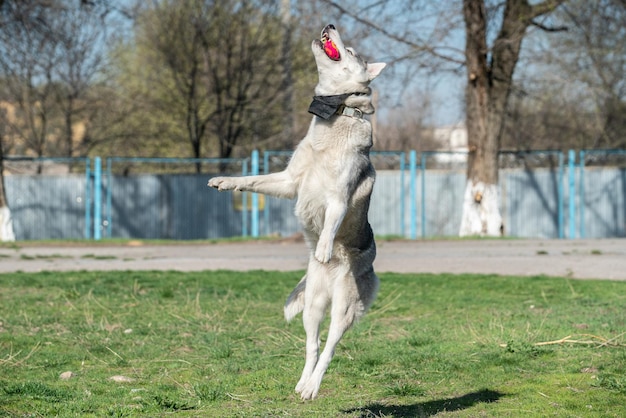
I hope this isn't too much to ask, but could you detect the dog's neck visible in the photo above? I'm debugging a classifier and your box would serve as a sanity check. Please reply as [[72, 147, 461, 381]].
[[308, 93, 370, 120]]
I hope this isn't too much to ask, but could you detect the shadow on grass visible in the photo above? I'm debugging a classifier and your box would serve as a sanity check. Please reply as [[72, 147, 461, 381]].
[[344, 389, 504, 417]]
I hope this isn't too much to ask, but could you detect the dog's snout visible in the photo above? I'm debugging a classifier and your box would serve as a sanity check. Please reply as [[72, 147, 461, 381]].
[[326, 24, 336, 31]]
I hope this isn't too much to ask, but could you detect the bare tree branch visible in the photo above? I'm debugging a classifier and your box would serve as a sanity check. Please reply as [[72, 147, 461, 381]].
[[530, 19, 568, 32], [319, 0, 465, 65]]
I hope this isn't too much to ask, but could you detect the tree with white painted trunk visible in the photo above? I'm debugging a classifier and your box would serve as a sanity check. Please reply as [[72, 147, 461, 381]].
[[460, 0, 566, 236], [0, 196, 15, 242], [0, 137, 15, 242]]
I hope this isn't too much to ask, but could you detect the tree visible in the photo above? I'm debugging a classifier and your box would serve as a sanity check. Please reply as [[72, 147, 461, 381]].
[[0, 107, 14, 240], [0, 0, 111, 159], [0, 0, 113, 241], [504, 0, 626, 151], [0, 0, 58, 241], [53, 3, 110, 158], [117, 0, 308, 170], [459, 0, 566, 236], [556, 0, 625, 149], [0, 1, 60, 160]]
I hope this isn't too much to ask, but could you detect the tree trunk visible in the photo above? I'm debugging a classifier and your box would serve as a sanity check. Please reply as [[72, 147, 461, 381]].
[[64, 97, 75, 158], [460, 0, 499, 236], [281, 0, 295, 144], [460, 0, 565, 236]]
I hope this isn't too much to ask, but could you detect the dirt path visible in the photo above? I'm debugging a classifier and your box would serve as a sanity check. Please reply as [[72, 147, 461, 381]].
[[1, 238, 624, 280]]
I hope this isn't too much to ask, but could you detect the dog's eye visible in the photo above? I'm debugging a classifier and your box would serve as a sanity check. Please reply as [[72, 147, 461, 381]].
[[346, 48, 355, 56]]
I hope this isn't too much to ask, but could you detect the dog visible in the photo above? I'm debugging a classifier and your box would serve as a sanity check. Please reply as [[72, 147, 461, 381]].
[[208, 24, 385, 400]]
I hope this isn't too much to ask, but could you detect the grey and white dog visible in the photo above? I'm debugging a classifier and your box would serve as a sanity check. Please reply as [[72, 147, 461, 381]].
[[208, 24, 386, 400]]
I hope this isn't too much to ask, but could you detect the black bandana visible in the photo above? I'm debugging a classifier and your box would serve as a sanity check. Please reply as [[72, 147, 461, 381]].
[[308, 93, 351, 120]]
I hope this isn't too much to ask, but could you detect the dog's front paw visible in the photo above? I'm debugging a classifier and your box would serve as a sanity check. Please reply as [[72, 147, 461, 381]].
[[314, 240, 333, 264], [208, 177, 238, 191]]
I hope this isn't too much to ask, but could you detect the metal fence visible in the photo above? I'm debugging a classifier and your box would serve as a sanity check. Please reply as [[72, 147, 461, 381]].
[[3, 157, 92, 240], [103, 157, 250, 239], [3, 150, 625, 240]]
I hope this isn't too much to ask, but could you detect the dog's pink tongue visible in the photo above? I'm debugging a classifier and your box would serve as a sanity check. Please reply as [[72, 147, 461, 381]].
[[324, 39, 340, 61]]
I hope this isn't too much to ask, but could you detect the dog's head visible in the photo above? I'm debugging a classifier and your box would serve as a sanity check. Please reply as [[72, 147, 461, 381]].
[[311, 24, 386, 111]]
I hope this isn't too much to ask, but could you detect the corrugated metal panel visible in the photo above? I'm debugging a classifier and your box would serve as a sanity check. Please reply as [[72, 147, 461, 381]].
[[107, 176, 163, 238], [370, 171, 405, 237], [421, 170, 466, 237], [106, 175, 244, 239], [581, 168, 626, 238], [261, 196, 299, 237], [502, 168, 561, 238], [6, 175, 86, 240]]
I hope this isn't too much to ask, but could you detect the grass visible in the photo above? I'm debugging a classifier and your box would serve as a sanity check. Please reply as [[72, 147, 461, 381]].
[[0, 270, 624, 417]]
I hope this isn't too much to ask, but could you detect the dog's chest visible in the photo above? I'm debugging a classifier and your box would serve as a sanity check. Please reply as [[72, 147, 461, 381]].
[[292, 118, 374, 230], [297, 119, 371, 190], [311, 117, 372, 150]]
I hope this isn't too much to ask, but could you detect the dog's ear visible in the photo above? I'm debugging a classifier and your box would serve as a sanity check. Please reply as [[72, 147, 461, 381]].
[[367, 62, 386, 81]]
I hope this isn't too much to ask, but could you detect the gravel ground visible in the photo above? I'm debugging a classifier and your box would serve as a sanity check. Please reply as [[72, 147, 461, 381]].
[[1, 238, 624, 280]]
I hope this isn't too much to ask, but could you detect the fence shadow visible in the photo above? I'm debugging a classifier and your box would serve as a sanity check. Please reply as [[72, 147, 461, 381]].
[[343, 388, 504, 417]]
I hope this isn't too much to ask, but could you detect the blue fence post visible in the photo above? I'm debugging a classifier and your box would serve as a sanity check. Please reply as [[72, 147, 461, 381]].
[[399, 152, 406, 237], [84, 159, 92, 239], [568, 149, 576, 239], [251, 150, 259, 238], [105, 158, 113, 238], [93, 156, 102, 240], [579, 150, 586, 239], [420, 152, 427, 239], [409, 150, 417, 240], [263, 151, 270, 236], [557, 152, 564, 239], [242, 159, 249, 237]]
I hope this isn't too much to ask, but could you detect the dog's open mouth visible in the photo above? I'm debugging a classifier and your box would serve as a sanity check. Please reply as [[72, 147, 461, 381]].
[[321, 30, 340, 61]]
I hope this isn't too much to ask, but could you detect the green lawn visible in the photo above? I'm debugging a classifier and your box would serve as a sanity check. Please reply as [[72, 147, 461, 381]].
[[0, 270, 624, 417]]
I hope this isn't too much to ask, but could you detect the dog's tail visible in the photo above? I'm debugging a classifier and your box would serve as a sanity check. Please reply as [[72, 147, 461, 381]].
[[284, 274, 306, 322]]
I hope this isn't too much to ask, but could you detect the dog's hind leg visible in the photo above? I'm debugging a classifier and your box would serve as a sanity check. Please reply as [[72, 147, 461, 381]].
[[298, 278, 357, 400], [295, 264, 329, 396], [295, 299, 326, 396]]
